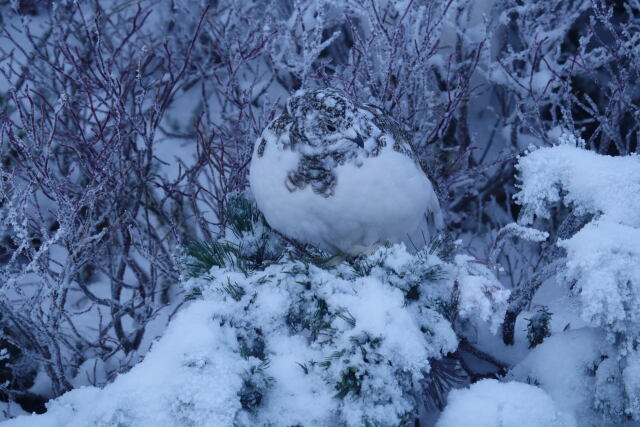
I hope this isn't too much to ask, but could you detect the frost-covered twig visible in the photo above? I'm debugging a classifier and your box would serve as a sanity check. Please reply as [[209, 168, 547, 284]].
[[501, 212, 590, 345]]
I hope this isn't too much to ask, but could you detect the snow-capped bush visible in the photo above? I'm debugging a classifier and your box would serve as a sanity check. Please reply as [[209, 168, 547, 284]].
[[516, 142, 640, 350], [180, 198, 509, 426], [2, 198, 508, 426], [186, 244, 460, 426], [509, 139, 640, 423]]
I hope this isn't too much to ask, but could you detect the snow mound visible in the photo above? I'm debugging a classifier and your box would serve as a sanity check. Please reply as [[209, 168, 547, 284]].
[[2, 237, 507, 426], [508, 328, 612, 424], [436, 379, 576, 427], [1, 302, 247, 427]]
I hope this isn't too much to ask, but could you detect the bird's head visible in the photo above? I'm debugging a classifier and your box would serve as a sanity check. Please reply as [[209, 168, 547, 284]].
[[286, 89, 364, 150]]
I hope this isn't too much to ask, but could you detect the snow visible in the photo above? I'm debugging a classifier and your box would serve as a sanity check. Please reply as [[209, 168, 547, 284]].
[[496, 222, 549, 244], [561, 221, 640, 349], [2, 241, 507, 426], [508, 328, 611, 423], [254, 334, 335, 425], [510, 142, 640, 424], [1, 301, 247, 427], [454, 255, 511, 334], [624, 350, 640, 420], [515, 142, 640, 351], [505, 328, 640, 425], [516, 143, 640, 227], [436, 379, 577, 427], [326, 278, 432, 372]]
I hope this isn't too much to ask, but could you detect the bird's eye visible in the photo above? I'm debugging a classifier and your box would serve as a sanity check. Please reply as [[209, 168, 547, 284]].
[[326, 124, 337, 132]]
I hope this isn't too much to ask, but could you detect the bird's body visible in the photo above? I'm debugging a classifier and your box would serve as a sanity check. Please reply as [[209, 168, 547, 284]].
[[249, 89, 442, 256]]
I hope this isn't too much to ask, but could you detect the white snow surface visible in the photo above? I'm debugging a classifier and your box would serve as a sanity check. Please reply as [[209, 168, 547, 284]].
[[436, 379, 577, 427], [508, 328, 612, 424], [507, 328, 640, 425], [1, 243, 507, 426], [516, 143, 640, 227], [1, 301, 247, 427]]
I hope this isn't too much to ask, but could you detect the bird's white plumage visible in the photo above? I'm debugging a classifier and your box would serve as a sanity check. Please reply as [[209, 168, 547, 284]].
[[249, 89, 442, 255]]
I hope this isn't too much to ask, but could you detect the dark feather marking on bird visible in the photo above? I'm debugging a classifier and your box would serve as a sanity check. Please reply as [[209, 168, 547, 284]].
[[286, 151, 346, 197], [267, 109, 293, 136], [371, 114, 413, 157]]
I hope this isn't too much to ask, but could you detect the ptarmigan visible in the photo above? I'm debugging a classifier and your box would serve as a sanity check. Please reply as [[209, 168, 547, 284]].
[[249, 88, 442, 256]]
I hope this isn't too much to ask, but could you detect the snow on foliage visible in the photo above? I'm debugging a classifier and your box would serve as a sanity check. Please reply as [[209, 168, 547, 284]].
[[436, 379, 576, 427], [2, 198, 508, 426], [452, 254, 510, 334], [516, 137, 640, 227], [516, 140, 640, 350], [562, 222, 640, 350], [624, 350, 640, 421], [513, 138, 640, 423]]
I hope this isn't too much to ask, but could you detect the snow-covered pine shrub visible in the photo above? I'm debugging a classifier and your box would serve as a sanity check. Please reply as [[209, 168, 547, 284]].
[[507, 134, 640, 423], [178, 196, 510, 426], [2, 197, 508, 426], [516, 136, 640, 351]]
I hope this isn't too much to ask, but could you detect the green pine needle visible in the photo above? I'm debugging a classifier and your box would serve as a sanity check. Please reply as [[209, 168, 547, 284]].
[[184, 240, 245, 277]]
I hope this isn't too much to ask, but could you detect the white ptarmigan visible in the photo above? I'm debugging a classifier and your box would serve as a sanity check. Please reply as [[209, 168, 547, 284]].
[[249, 88, 442, 256]]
